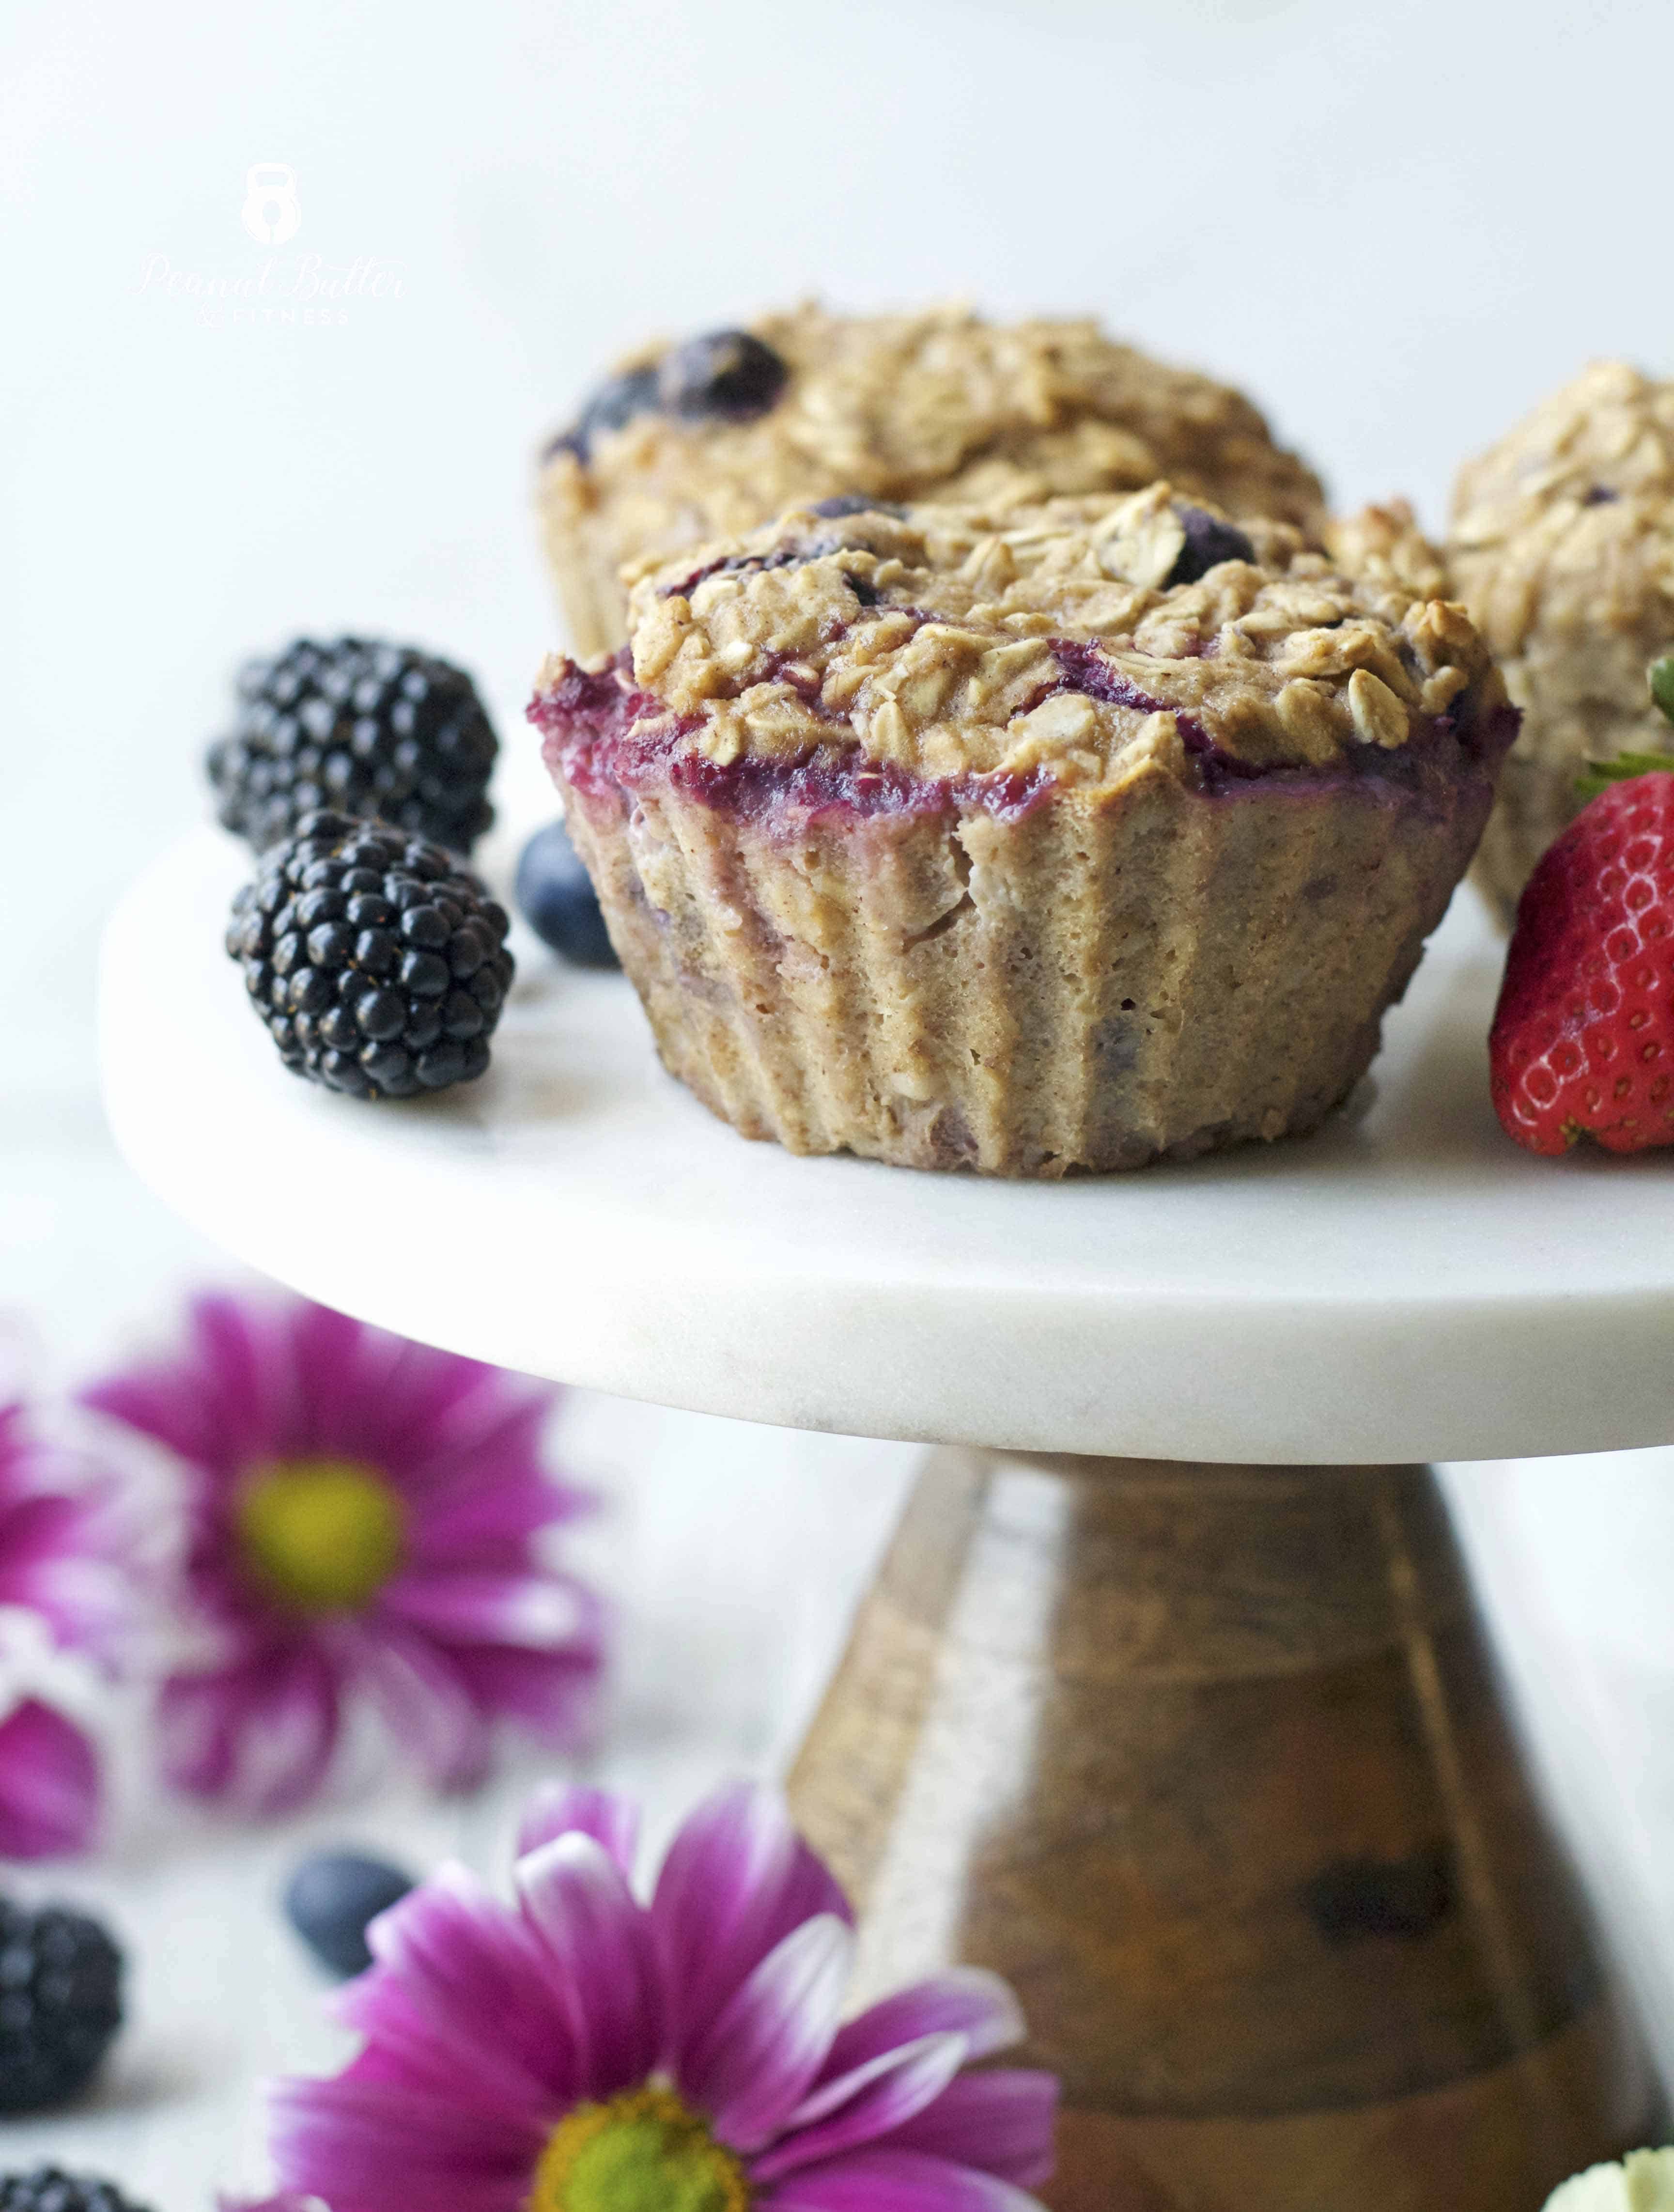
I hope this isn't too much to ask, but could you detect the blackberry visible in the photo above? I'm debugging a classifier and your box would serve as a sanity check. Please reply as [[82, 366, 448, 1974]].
[[207, 637, 497, 855], [227, 810, 515, 1100], [0, 2175, 150, 2212], [0, 1899, 124, 2114]]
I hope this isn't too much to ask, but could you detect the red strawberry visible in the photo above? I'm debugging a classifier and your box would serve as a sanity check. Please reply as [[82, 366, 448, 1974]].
[[1490, 762, 1674, 1153]]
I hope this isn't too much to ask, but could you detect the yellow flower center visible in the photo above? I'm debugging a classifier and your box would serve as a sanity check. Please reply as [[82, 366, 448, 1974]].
[[528, 2087, 750, 2212], [236, 1457, 406, 1611]]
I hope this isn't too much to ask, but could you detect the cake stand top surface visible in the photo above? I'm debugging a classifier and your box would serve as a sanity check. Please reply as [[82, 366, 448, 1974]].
[[99, 827, 1674, 1466]]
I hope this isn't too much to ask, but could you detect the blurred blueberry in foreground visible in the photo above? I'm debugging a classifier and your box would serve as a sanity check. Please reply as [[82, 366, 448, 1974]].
[[516, 818, 619, 968], [284, 1851, 415, 1978]]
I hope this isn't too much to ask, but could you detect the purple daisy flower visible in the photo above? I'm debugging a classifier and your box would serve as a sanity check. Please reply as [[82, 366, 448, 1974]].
[[271, 1780, 1057, 2212], [82, 1294, 602, 1814]]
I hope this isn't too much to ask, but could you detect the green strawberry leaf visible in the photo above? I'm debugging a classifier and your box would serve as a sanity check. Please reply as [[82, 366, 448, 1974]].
[[1653, 654, 1674, 726], [1576, 749, 1674, 800]]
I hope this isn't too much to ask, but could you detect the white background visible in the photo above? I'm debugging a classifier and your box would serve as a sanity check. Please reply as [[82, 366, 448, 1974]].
[[7, 0, 1674, 2198]]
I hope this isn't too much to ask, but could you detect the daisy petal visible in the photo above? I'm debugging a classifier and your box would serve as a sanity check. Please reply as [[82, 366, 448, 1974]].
[[750, 2033, 967, 2181], [378, 1353, 543, 1483], [80, 1367, 222, 1478], [336, 1980, 543, 2123], [287, 1301, 384, 1455], [445, 1638, 602, 1752], [343, 1859, 581, 2109], [88, 1291, 290, 1480], [516, 1782, 639, 1874], [652, 1783, 852, 2062], [349, 1622, 491, 1793], [515, 1832, 662, 2097], [159, 1643, 340, 1814], [0, 1698, 100, 1859], [379, 1570, 592, 1650], [760, 2146, 1047, 2212], [197, 1292, 297, 1453], [0, 1485, 124, 1658], [691, 1913, 853, 2153], [878, 2071, 1059, 2187], [415, 1470, 583, 1560], [0, 1492, 88, 1573], [270, 2072, 542, 2212], [818, 1969, 1025, 2086]]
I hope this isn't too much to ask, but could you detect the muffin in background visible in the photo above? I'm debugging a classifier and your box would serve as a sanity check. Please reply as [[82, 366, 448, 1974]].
[[537, 303, 1326, 658], [531, 486, 1513, 1177], [1450, 360, 1674, 923]]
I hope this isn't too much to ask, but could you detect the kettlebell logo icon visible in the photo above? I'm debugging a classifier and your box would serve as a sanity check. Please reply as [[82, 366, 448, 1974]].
[[242, 163, 300, 246]]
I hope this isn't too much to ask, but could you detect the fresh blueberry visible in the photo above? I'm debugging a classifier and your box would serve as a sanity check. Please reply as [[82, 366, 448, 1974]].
[[657, 330, 788, 423], [545, 363, 662, 464], [283, 1851, 415, 1978], [516, 818, 619, 968], [1165, 505, 1257, 587]]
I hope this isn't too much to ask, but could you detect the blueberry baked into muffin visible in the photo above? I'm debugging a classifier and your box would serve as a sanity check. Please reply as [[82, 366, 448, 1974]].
[[531, 486, 1514, 1175], [539, 304, 1326, 658], [1451, 361, 1674, 922]]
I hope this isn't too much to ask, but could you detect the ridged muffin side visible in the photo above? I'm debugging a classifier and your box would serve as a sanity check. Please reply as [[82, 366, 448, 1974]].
[[532, 492, 1513, 1176]]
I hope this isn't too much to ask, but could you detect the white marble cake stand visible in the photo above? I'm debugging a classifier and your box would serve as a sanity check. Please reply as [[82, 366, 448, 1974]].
[[101, 828, 1674, 1467], [99, 827, 1674, 2212]]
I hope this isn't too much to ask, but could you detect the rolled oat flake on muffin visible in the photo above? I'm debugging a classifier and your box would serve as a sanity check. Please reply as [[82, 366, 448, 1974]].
[[538, 303, 1325, 658], [531, 486, 1515, 1176]]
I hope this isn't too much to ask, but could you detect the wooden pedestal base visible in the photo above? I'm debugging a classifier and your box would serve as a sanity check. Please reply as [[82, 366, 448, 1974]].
[[788, 1450, 1666, 2212]]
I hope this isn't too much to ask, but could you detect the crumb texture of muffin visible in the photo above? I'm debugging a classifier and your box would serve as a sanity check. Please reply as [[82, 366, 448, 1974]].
[[539, 304, 1325, 658], [532, 488, 1513, 1176], [1450, 360, 1674, 922]]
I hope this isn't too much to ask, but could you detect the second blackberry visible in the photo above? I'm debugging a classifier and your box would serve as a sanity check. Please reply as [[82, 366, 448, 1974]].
[[207, 637, 497, 855]]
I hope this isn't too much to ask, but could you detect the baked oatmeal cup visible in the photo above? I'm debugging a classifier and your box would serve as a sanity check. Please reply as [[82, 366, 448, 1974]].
[[1450, 360, 1674, 922], [539, 304, 1325, 657], [531, 487, 1514, 1175]]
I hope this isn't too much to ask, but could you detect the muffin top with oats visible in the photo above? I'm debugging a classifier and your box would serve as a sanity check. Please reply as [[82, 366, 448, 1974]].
[[538, 305, 1326, 656], [534, 486, 1509, 808]]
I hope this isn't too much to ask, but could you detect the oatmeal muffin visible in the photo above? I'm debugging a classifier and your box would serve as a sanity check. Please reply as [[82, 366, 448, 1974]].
[[531, 486, 1514, 1175], [1451, 361, 1674, 922], [539, 304, 1325, 658]]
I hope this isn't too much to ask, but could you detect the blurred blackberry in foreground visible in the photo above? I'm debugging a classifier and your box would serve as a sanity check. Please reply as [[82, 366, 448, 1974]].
[[515, 818, 619, 968], [0, 2175, 149, 2212], [208, 637, 497, 854], [0, 1899, 124, 2114], [227, 810, 514, 1100]]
